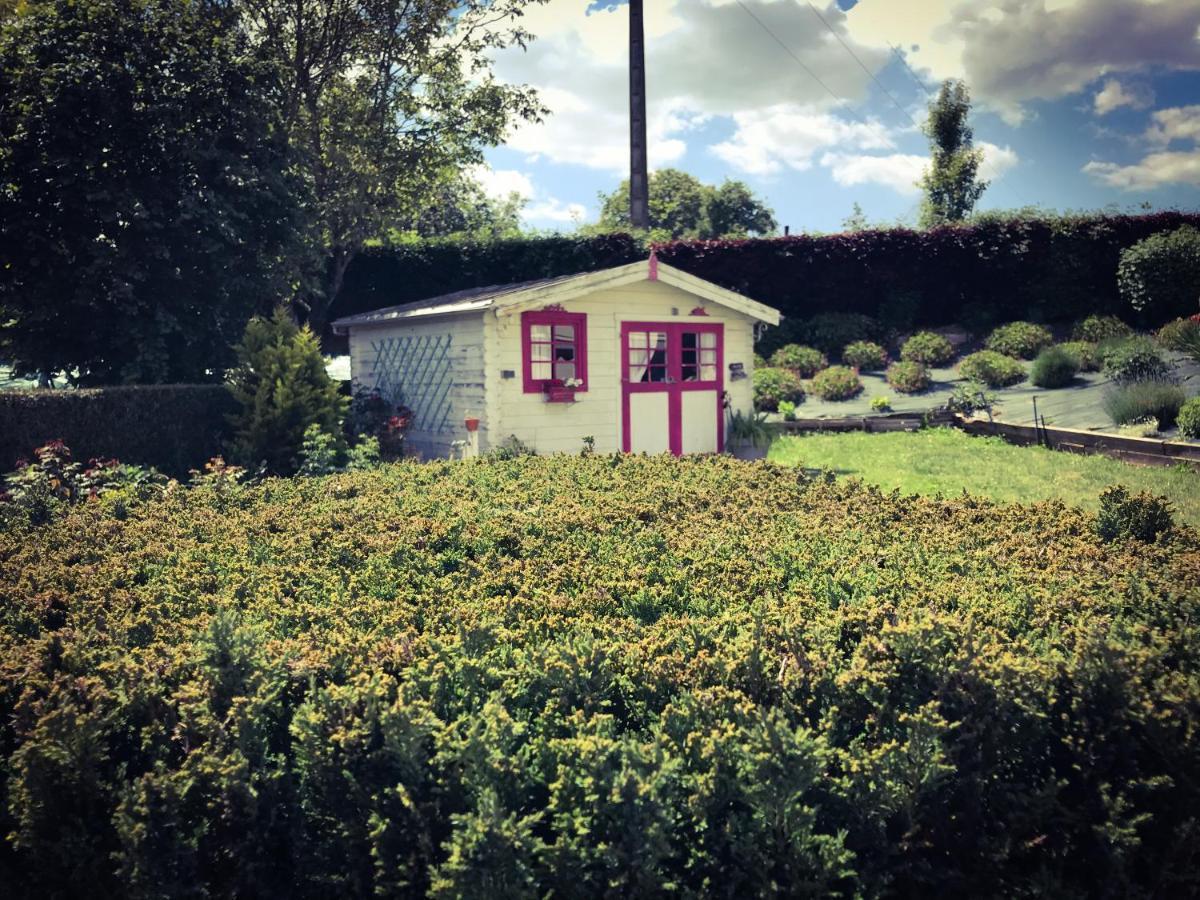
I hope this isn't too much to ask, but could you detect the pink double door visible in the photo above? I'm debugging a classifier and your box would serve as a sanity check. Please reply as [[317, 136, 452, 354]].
[[621, 321, 724, 455]]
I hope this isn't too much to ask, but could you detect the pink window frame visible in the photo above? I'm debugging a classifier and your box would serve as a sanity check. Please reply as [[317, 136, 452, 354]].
[[521, 310, 588, 393]]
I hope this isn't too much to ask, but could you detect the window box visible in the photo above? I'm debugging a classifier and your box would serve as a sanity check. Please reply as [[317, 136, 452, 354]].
[[544, 382, 578, 403]]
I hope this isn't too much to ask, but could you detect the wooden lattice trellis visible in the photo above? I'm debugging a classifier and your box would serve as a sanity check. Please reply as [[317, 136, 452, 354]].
[[369, 335, 455, 433]]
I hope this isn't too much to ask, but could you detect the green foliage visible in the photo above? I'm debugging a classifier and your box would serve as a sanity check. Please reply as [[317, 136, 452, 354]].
[[1094, 485, 1174, 543], [226, 308, 348, 474], [0, 384, 234, 476], [753, 367, 805, 412], [1118, 225, 1200, 319], [985, 321, 1054, 359], [1155, 316, 1200, 352], [958, 351, 1025, 388], [842, 340, 887, 371], [595, 169, 776, 239], [1102, 381, 1187, 428], [385, 172, 525, 242], [298, 425, 342, 476], [0, 0, 303, 383], [2, 455, 1200, 896], [870, 395, 893, 412], [798, 313, 883, 358], [1100, 336, 1175, 385], [487, 435, 536, 460], [886, 360, 931, 394], [345, 436, 383, 470], [947, 381, 998, 416], [1057, 341, 1101, 372], [810, 365, 863, 401], [1030, 345, 1079, 388], [919, 80, 987, 227], [777, 400, 798, 422], [1177, 398, 1200, 439], [900, 331, 955, 366], [1072, 314, 1132, 343], [769, 344, 827, 377], [726, 409, 774, 447]]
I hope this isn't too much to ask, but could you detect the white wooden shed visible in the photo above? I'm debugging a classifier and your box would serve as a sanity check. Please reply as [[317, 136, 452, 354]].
[[331, 256, 780, 458]]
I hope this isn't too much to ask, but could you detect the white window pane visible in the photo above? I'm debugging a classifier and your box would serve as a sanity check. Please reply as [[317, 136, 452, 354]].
[[532, 362, 552, 380], [700, 349, 716, 365], [530, 325, 551, 342], [554, 361, 576, 380], [628, 332, 647, 347], [700, 364, 717, 381], [700, 332, 716, 348], [553, 324, 574, 341], [629, 349, 648, 366], [651, 332, 667, 348], [532, 343, 552, 361]]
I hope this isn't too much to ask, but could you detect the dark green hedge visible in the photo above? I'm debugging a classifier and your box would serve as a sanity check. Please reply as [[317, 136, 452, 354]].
[[0, 384, 234, 476], [332, 213, 1200, 338]]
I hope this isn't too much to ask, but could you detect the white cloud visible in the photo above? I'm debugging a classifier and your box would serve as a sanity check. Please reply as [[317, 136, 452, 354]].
[[1146, 105, 1200, 147], [711, 105, 894, 176], [469, 163, 586, 227], [470, 165, 534, 200], [1083, 152, 1200, 191], [1093, 79, 1155, 116], [818, 141, 1018, 196], [1084, 104, 1200, 191], [524, 198, 587, 224]]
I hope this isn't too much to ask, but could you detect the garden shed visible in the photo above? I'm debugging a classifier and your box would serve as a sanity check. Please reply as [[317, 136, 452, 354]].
[[332, 256, 781, 457]]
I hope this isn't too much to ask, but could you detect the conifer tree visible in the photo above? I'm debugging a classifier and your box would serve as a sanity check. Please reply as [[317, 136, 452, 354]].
[[226, 308, 347, 474]]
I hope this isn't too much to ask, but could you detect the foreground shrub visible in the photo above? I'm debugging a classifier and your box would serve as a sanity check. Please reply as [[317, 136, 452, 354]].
[[1100, 336, 1175, 385], [1095, 485, 1174, 543], [227, 308, 348, 474], [900, 331, 954, 366], [1178, 398, 1200, 439], [769, 344, 827, 377], [947, 381, 998, 417], [1103, 380, 1186, 428], [985, 321, 1053, 359], [842, 340, 887, 371], [958, 351, 1025, 387], [885, 360, 930, 394], [1, 456, 1199, 896], [1071, 314, 1132, 343], [810, 365, 863, 401], [1030, 345, 1079, 388], [1155, 316, 1200, 353], [753, 366, 805, 411], [1057, 341, 1100, 372]]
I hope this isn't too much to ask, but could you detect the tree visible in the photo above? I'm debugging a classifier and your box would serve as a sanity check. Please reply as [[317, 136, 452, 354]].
[[0, 0, 303, 384], [385, 173, 525, 241], [226, 308, 347, 475], [918, 79, 988, 228], [236, 0, 548, 334], [596, 169, 776, 240], [842, 202, 870, 232]]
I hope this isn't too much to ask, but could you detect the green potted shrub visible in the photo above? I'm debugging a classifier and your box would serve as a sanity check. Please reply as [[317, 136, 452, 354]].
[[726, 409, 773, 460], [900, 331, 954, 366], [985, 321, 1053, 359]]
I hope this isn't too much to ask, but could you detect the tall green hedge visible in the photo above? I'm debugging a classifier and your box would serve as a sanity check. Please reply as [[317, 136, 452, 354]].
[[0, 384, 234, 476], [331, 213, 1200, 334]]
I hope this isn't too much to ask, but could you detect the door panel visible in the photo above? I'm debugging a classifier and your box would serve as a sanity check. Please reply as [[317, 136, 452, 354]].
[[622, 322, 724, 455], [628, 393, 671, 454]]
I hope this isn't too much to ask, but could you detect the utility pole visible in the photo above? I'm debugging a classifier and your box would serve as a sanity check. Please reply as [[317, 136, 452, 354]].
[[629, 0, 650, 229]]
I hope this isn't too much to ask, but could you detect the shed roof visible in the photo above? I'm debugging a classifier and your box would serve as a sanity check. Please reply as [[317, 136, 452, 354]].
[[331, 259, 781, 332]]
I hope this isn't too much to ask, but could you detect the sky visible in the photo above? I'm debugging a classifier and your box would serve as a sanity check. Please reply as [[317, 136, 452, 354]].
[[478, 0, 1200, 234]]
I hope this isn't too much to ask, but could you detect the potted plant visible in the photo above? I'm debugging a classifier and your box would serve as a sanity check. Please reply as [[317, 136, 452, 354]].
[[726, 409, 773, 460], [544, 376, 582, 403], [464, 413, 480, 432]]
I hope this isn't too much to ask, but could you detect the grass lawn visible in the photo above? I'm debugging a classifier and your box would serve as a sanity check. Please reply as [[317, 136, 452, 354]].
[[770, 426, 1200, 527]]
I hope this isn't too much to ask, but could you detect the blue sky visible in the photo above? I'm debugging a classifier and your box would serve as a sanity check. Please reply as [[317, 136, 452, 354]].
[[480, 0, 1200, 233]]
